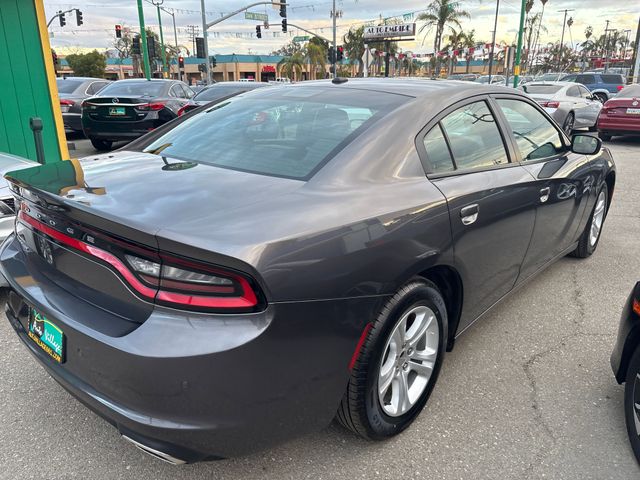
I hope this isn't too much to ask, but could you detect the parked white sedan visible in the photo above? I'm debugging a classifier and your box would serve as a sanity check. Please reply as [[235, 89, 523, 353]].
[[518, 81, 602, 134]]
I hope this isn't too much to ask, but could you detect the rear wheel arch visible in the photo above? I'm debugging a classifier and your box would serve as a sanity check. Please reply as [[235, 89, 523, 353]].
[[417, 265, 463, 351], [605, 170, 615, 215]]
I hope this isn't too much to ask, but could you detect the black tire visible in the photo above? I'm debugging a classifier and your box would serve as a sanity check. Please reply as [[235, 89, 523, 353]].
[[571, 183, 608, 258], [336, 279, 447, 439], [624, 345, 640, 464], [90, 138, 113, 151], [588, 124, 598, 132], [599, 132, 612, 141], [563, 112, 575, 135]]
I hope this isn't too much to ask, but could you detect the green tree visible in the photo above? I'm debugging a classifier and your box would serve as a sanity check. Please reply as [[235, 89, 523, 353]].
[[417, 0, 470, 76], [272, 41, 302, 56], [462, 30, 480, 73], [306, 39, 327, 79], [444, 29, 466, 75], [278, 52, 305, 81], [343, 26, 365, 76], [65, 50, 106, 78]]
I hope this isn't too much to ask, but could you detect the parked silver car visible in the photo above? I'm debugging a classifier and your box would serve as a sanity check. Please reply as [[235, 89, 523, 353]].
[[0, 153, 38, 285], [519, 81, 602, 134]]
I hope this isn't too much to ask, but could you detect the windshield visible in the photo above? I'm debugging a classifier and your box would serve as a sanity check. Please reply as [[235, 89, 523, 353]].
[[142, 87, 407, 180], [520, 84, 563, 94], [56, 79, 84, 94], [194, 86, 259, 102], [98, 81, 166, 97], [617, 85, 640, 98]]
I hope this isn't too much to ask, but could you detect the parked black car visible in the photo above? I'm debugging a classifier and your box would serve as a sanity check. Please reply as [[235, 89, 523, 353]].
[[81, 79, 194, 150], [178, 81, 271, 116], [612, 283, 640, 463], [2, 79, 615, 463], [57, 77, 110, 134]]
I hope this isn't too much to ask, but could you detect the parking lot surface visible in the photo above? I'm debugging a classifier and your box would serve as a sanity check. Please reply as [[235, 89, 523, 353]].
[[1, 137, 639, 480]]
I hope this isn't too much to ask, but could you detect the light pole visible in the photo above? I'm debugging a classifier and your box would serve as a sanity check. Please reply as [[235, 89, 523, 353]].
[[512, 0, 527, 87], [556, 9, 573, 72], [151, 0, 168, 77], [332, 0, 337, 78], [488, 0, 500, 82], [200, 0, 211, 84], [136, 0, 151, 80]]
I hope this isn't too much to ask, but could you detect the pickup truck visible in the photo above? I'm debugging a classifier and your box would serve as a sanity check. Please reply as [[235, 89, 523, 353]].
[[560, 72, 626, 103]]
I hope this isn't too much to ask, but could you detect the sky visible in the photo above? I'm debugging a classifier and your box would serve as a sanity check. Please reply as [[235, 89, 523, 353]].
[[44, 0, 638, 56]]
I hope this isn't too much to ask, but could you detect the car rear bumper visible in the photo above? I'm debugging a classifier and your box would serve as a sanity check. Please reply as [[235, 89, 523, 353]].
[[62, 113, 83, 132], [0, 234, 381, 460], [598, 117, 640, 135], [81, 116, 161, 142], [611, 282, 640, 384]]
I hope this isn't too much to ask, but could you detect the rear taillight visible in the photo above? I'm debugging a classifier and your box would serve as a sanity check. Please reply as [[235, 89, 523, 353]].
[[19, 209, 261, 312], [633, 298, 640, 316], [617, 85, 624, 91], [177, 105, 190, 117], [540, 101, 560, 108], [60, 99, 74, 113], [135, 102, 167, 112]]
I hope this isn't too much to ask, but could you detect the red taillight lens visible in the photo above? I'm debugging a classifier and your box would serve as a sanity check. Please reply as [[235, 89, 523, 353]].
[[18, 210, 261, 312], [633, 298, 640, 316], [60, 99, 74, 113], [177, 105, 190, 117], [136, 102, 166, 112], [617, 85, 624, 91], [541, 101, 560, 108]]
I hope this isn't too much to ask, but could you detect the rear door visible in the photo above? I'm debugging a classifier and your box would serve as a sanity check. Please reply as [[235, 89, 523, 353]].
[[566, 85, 590, 128], [578, 84, 602, 126], [417, 97, 538, 330], [492, 95, 594, 281]]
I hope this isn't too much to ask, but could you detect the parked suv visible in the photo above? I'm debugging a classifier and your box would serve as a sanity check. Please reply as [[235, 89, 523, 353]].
[[560, 72, 626, 103]]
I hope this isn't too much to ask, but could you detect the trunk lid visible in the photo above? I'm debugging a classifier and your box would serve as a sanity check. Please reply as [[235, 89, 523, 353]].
[[84, 96, 152, 122]]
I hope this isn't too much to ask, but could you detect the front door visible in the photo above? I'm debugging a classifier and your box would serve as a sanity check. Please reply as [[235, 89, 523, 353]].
[[492, 96, 593, 281], [419, 99, 537, 331]]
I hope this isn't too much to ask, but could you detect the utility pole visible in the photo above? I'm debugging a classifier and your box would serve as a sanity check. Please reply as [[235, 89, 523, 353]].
[[556, 9, 574, 72], [603, 20, 610, 72], [200, 0, 210, 84], [152, 0, 168, 77], [623, 29, 632, 67], [186, 25, 199, 55], [512, 0, 527, 87], [136, 0, 151, 80], [488, 0, 500, 82], [331, 0, 337, 78]]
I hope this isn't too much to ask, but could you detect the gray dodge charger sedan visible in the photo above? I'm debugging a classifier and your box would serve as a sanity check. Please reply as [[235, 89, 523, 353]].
[[1, 78, 615, 463]]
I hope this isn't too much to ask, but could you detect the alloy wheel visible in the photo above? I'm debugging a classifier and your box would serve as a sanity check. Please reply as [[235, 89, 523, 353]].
[[634, 371, 640, 438], [589, 190, 606, 247], [564, 114, 574, 135], [378, 305, 439, 417]]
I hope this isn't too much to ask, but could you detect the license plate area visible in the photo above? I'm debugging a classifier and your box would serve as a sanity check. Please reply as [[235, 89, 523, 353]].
[[626, 108, 640, 115], [109, 106, 126, 116], [27, 308, 65, 363]]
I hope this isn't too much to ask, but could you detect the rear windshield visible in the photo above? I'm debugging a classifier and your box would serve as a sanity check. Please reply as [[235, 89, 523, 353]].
[[538, 74, 560, 81], [520, 84, 563, 94], [56, 79, 84, 93], [98, 81, 166, 97], [142, 87, 408, 180], [617, 85, 640, 97], [194, 86, 261, 101]]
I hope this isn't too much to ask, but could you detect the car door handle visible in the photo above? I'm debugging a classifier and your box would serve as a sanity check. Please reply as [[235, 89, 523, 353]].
[[460, 204, 479, 225], [540, 187, 551, 203]]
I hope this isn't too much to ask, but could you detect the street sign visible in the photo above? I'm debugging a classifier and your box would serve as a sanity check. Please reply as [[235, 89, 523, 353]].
[[245, 11, 268, 22], [364, 23, 415, 40], [293, 35, 310, 43]]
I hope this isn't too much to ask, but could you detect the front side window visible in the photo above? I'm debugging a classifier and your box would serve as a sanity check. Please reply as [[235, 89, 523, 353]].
[[140, 87, 407, 179], [578, 86, 592, 98], [439, 101, 509, 170], [566, 86, 581, 98], [496, 98, 564, 161]]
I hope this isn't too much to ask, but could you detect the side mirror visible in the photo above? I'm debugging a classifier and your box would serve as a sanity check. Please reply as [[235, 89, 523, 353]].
[[571, 134, 601, 155]]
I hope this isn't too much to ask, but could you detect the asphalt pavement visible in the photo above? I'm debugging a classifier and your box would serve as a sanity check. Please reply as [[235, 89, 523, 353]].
[[1, 136, 639, 479]]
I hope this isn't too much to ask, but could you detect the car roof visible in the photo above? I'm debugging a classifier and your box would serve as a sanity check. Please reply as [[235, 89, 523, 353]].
[[57, 77, 107, 82], [205, 81, 269, 87], [524, 81, 574, 86], [285, 78, 516, 99], [110, 79, 178, 83]]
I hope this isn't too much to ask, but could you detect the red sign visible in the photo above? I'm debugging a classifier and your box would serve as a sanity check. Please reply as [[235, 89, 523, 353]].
[[262, 65, 276, 73]]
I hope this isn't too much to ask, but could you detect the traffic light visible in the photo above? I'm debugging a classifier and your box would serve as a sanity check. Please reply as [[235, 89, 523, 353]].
[[115, 24, 122, 38], [198, 63, 206, 73], [178, 56, 185, 69], [327, 46, 335, 63], [132, 35, 141, 55], [281, 19, 287, 33], [195, 37, 205, 58], [147, 36, 156, 58], [52, 50, 58, 67], [256, 25, 262, 39], [59, 11, 66, 27], [280, 2, 286, 18], [336, 46, 344, 62], [76, 9, 83, 26]]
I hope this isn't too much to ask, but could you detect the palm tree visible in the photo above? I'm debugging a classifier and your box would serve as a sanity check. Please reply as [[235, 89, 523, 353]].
[[580, 26, 594, 71], [417, 0, 470, 77], [343, 26, 365, 76], [444, 29, 466, 75], [530, 0, 549, 72], [306, 42, 326, 80], [462, 30, 478, 73], [278, 53, 305, 81]]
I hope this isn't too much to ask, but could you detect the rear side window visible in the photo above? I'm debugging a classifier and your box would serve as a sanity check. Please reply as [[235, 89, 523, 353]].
[[601, 75, 623, 84], [423, 125, 454, 173], [141, 87, 407, 180], [439, 101, 509, 170], [576, 75, 596, 84], [496, 99, 564, 161]]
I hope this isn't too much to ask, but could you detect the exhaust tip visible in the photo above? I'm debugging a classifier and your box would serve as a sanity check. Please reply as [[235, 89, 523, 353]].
[[121, 435, 187, 465]]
